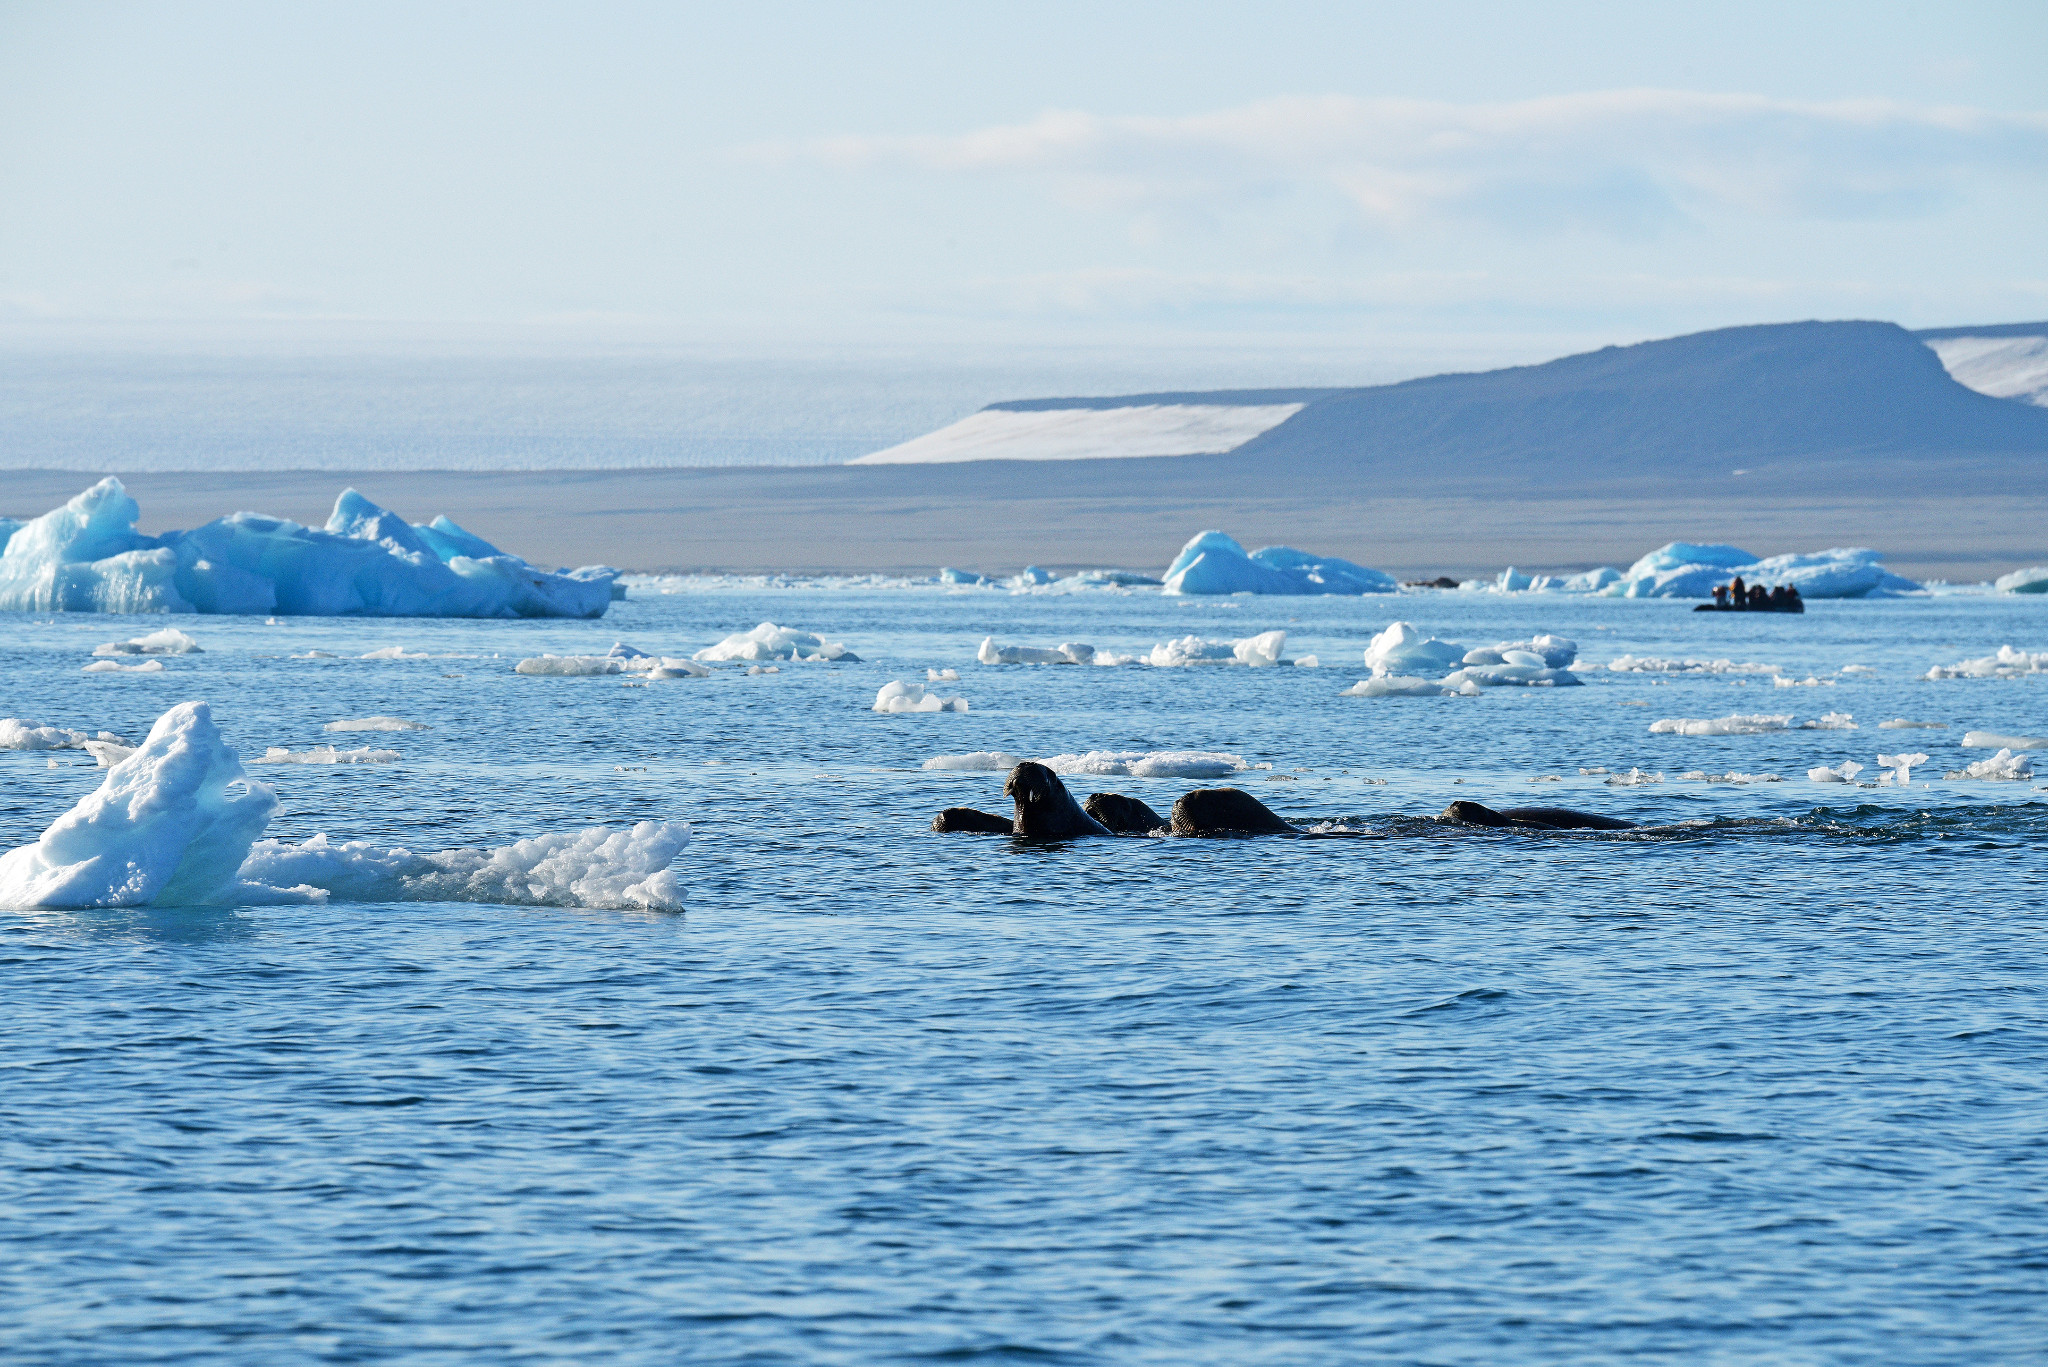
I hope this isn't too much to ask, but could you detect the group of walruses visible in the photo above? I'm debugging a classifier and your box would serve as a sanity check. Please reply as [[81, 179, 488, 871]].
[[934, 761, 1637, 839]]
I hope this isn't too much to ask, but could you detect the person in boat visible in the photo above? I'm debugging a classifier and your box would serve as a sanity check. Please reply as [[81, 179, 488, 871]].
[[1712, 584, 1730, 607], [1746, 583, 1766, 608], [1786, 584, 1802, 608], [1729, 575, 1746, 606], [1769, 585, 1790, 608]]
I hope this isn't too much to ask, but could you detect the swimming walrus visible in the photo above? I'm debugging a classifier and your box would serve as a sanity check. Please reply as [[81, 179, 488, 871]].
[[1169, 787, 1301, 836], [1438, 799, 1636, 831], [1005, 761, 1114, 839], [1082, 791, 1167, 834], [931, 806, 1016, 834]]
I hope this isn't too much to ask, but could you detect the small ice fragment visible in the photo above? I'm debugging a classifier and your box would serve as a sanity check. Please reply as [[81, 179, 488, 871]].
[[93, 628, 203, 656], [1879, 719, 1945, 730], [977, 637, 1095, 665], [324, 717, 429, 732], [1603, 655, 1781, 675], [1604, 768, 1664, 785], [1295, 655, 1319, 668], [1041, 750, 1246, 779], [361, 646, 429, 660], [1648, 714, 1792, 736], [1800, 713, 1857, 730], [291, 651, 339, 659], [249, 745, 402, 765], [695, 622, 858, 663], [922, 751, 1025, 771], [1808, 761, 1865, 783], [873, 681, 969, 714], [82, 659, 165, 673], [1961, 731, 2048, 750], [1363, 622, 1466, 674], [1924, 646, 2048, 680], [927, 667, 961, 682], [1340, 675, 1444, 698], [83, 740, 137, 767], [1944, 748, 2034, 780], [1876, 752, 1928, 784]]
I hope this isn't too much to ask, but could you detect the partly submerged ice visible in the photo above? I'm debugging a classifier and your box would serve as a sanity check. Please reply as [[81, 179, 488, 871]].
[[1650, 714, 1793, 737], [874, 681, 969, 713], [0, 478, 618, 618], [2, 719, 128, 751], [1349, 623, 1579, 693], [250, 745, 403, 765], [1995, 566, 2048, 594], [326, 717, 429, 732], [1945, 749, 2035, 781], [0, 701, 687, 910], [977, 637, 1102, 666], [94, 627, 202, 655], [82, 659, 165, 674], [1607, 542, 1922, 599], [695, 622, 858, 663], [1962, 731, 2048, 750], [921, 749, 1250, 779], [1162, 531, 1396, 597], [517, 642, 711, 678], [1925, 646, 2048, 680], [1149, 631, 1287, 668]]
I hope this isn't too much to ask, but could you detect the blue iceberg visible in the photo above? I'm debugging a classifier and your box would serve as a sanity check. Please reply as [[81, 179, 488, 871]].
[[1162, 531, 1397, 596], [0, 478, 618, 618], [1608, 542, 1922, 599]]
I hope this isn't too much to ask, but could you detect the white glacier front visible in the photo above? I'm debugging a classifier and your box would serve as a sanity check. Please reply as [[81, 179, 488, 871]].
[[0, 478, 618, 618]]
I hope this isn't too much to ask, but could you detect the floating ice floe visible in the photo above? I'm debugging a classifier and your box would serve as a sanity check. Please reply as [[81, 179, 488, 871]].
[[1945, 748, 2034, 781], [1962, 731, 2048, 750], [0, 701, 686, 910], [1876, 753, 1928, 784], [1605, 542, 1923, 599], [1602, 655, 1781, 675], [84, 740, 136, 767], [325, 717, 429, 732], [694, 622, 858, 663], [1924, 646, 2048, 680], [1148, 630, 1288, 667], [1800, 713, 1858, 730], [251, 745, 402, 765], [82, 659, 164, 673], [1340, 674, 1465, 698], [1362, 622, 1469, 675], [93, 628, 202, 656], [0, 478, 617, 618], [1, 719, 128, 751], [927, 667, 960, 682], [515, 642, 711, 678], [1995, 566, 2048, 594], [922, 751, 1024, 771], [873, 681, 969, 713], [1604, 768, 1664, 785], [1161, 531, 1396, 596], [1678, 771, 1783, 783], [1880, 718, 1946, 729], [1488, 566, 1624, 593], [1649, 713, 1792, 736], [1351, 623, 1578, 691], [1808, 761, 1865, 783], [977, 637, 1099, 665], [1773, 675, 1835, 688], [1042, 750, 1250, 779], [291, 650, 339, 659]]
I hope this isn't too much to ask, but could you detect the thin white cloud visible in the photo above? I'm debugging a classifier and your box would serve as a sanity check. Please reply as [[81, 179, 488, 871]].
[[757, 90, 2048, 232]]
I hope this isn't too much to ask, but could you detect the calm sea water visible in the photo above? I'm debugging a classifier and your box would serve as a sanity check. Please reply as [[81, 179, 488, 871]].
[[4, 587, 2046, 1364]]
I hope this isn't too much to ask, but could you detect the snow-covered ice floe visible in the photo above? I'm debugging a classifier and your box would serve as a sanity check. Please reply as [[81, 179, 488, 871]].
[[1945, 749, 2035, 781], [921, 749, 1254, 778], [1161, 531, 1396, 596], [1996, 566, 2048, 594], [0, 478, 617, 618], [1148, 631, 1288, 668], [1808, 761, 1865, 783], [1650, 714, 1792, 736], [94, 628, 202, 655], [1603, 542, 1923, 599], [1962, 731, 2048, 750], [1347, 623, 1579, 693], [977, 637, 1109, 666], [2, 719, 129, 751], [326, 717, 429, 732], [1602, 655, 1781, 675], [694, 622, 858, 663], [516, 641, 711, 678], [82, 659, 164, 673], [0, 701, 685, 910], [250, 745, 402, 765], [1924, 646, 2048, 680], [874, 681, 969, 713]]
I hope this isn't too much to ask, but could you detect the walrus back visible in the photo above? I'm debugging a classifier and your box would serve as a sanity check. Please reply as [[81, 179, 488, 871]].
[[1169, 787, 1299, 836]]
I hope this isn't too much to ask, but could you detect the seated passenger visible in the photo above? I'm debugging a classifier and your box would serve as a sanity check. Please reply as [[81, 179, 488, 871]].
[[1748, 584, 1768, 607], [1712, 584, 1729, 607], [1729, 575, 1746, 606]]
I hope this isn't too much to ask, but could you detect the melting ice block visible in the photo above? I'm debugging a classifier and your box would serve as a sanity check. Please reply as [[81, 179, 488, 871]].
[[874, 681, 969, 713], [250, 745, 402, 765], [516, 642, 710, 677], [0, 701, 688, 909], [1962, 731, 2048, 750], [0, 479, 617, 618], [978, 637, 1097, 665], [1363, 623, 1467, 675], [1649, 714, 1793, 736], [1808, 761, 1865, 783], [1340, 675, 1446, 698], [94, 628, 203, 656], [1945, 748, 2035, 781], [82, 659, 164, 673], [922, 751, 1024, 771], [1148, 631, 1287, 667], [1162, 531, 1396, 596], [695, 622, 858, 663], [1924, 646, 2048, 680], [326, 717, 429, 732], [1876, 753, 1928, 784], [2, 719, 128, 751]]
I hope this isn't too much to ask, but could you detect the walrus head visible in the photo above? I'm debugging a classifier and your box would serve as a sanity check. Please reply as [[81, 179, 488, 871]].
[[1439, 799, 1511, 827], [1004, 761, 1112, 839]]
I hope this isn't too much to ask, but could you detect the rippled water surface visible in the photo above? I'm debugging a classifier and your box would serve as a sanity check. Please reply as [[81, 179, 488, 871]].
[[4, 587, 2046, 1364]]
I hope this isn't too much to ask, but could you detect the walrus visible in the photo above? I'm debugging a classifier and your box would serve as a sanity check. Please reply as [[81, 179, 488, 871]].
[[931, 806, 1015, 834], [1438, 799, 1636, 831], [1004, 761, 1114, 839], [1083, 791, 1167, 835], [1169, 787, 1300, 836]]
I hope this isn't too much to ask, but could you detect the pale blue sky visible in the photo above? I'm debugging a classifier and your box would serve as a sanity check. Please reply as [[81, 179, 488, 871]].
[[1, 0, 2042, 357]]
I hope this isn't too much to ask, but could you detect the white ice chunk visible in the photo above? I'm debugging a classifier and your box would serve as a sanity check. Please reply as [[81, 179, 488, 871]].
[[1440, 663, 1581, 689], [515, 644, 709, 677], [977, 637, 1096, 665], [1295, 655, 1319, 668], [1876, 752, 1928, 784], [0, 701, 277, 907], [1800, 713, 1858, 730], [1945, 748, 2034, 781], [361, 646, 429, 660], [1, 719, 127, 751], [1041, 750, 1246, 779], [873, 681, 970, 713], [1147, 630, 1287, 667], [922, 751, 1024, 771], [239, 822, 689, 911], [695, 622, 857, 663], [1363, 622, 1466, 674], [1924, 646, 2048, 679], [1604, 768, 1664, 785], [1649, 714, 1793, 736], [82, 659, 165, 673], [927, 667, 961, 682], [1162, 531, 1396, 596], [250, 745, 402, 765], [93, 627, 203, 656], [83, 740, 137, 767], [325, 717, 430, 732], [1603, 655, 1781, 675], [1879, 719, 1946, 729], [1340, 675, 1445, 697], [1608, 542, 1922, 599], [1995, 565, 2048, 594], [1808, 761, 1865, 783], [1962, 731, 2048, 750]]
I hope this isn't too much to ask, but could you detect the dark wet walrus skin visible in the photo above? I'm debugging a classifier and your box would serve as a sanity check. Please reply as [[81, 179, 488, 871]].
[[1005, 762, 1114, 839], [1169, 787, 1300, 836], [931, 806, 1015, 834], [1439, 799, 1636, 831], [1083, 792, 1167, 834]]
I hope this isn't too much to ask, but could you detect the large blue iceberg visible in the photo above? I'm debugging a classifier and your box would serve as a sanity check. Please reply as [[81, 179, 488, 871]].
[[0, 478, 618, 617], [1606, 543, 1922, 599], [1162, 531, 1397, 596]]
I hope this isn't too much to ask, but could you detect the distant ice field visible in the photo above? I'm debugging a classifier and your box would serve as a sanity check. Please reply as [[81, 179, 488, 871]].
[[3, 588, 2046, 1363]]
